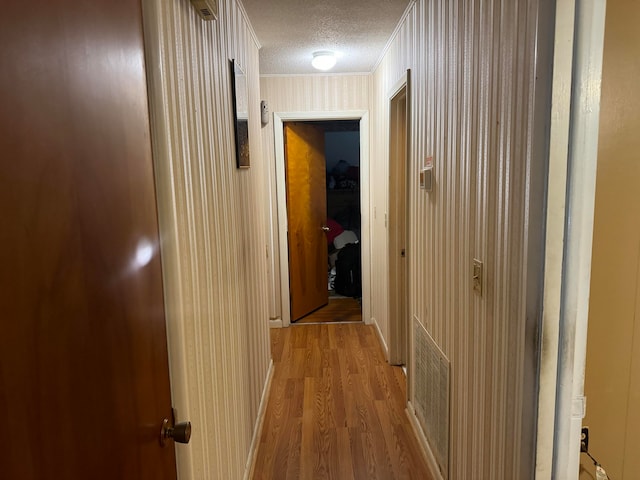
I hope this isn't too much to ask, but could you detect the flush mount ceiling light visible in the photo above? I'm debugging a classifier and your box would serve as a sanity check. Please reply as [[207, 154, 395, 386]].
[[311, 51, 336, 71]]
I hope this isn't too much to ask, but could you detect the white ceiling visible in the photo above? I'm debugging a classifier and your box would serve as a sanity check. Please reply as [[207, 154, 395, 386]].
[[240, 0, 413, 75]]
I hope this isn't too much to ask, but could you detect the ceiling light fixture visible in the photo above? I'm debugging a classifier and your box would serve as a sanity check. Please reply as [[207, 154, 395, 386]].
[[311, 51, 336, 71]]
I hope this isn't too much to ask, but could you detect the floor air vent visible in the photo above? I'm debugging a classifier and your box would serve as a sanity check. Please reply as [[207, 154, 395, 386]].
[[414, 317, 450, 478]]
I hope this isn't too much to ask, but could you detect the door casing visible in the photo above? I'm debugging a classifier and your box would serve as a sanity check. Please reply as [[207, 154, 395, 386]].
[[388, 71, 410, 368], [274, 111, 370, 327]]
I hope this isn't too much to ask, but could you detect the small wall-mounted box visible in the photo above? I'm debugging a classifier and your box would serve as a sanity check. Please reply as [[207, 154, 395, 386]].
[[260, 100, 270, 125], [420, 166, 433, 191], [420, 156, 434, 191]]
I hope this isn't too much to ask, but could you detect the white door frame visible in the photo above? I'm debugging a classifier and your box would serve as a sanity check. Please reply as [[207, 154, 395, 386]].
[[535, 0, 607, 477], [273, 110, 370, 327]]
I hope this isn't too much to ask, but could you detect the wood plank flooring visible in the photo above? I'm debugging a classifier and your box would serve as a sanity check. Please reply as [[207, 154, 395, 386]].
[[252, 323, 433, 480], [295, 297, 362, 324]]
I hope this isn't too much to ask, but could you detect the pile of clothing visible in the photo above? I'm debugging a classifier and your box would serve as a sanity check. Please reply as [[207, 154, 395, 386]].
[[325, 218, 361, 298]]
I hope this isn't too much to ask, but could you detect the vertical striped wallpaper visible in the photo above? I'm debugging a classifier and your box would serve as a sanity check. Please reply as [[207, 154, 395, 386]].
[[370, 1, 543, 478], [142, 0, 271, 478], [259, 75, 370, 321]]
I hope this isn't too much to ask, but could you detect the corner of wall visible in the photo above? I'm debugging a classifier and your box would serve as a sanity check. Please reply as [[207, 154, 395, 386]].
[[371, 316, 389, 361]]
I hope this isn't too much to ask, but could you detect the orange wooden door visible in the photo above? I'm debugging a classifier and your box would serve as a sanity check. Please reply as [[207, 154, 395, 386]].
[[0, 1, 177, 478], [284, 123, 329, 321]]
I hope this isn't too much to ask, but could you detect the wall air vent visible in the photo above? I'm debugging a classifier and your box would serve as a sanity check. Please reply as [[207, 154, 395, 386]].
[[189, 0, 218, 20], [414, 317, 450, 478]]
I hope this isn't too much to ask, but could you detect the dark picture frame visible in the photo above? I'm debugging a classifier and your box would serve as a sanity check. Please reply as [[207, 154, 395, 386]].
[[230, 59, 250, 169]]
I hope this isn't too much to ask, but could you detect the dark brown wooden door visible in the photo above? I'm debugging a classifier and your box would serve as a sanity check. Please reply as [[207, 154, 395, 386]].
[[284, 123, 329, 321], [0, 1, 177, 479]]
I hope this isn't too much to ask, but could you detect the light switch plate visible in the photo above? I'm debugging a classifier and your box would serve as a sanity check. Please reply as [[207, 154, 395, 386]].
[[473, 259, 483, 295], [421, 166, 433, 191]]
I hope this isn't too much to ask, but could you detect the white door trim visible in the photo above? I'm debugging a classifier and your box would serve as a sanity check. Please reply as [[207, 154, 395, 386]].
[[552, 1, 607, 477], [535, 0, 607, 477], [273, 110, 370, 327]]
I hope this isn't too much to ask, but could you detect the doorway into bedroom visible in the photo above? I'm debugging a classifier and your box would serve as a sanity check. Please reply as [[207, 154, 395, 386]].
[[283, 120, 362, 324]]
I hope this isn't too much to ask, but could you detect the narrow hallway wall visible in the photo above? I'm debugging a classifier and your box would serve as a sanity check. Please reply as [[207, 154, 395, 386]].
[[143, 0, 271, 478], [370, 0, 548, 478]]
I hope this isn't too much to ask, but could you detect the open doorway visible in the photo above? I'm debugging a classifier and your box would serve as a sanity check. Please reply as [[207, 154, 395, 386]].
[[274, 111, 371, 327], [388, 71, 410, 367], [323, 121, 361, 303], [283, 120, 362, 324]]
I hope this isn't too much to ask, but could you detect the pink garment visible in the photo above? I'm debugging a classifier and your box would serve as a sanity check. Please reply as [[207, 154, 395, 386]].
[[325, 218, 344, 244]]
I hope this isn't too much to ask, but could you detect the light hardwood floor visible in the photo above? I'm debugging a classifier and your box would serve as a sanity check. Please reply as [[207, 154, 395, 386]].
[[295, 297, 362, 324], [252, 323, 433, 479]]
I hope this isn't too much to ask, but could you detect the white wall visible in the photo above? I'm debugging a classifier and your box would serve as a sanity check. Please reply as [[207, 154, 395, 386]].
[[143, 1, 271, 478]]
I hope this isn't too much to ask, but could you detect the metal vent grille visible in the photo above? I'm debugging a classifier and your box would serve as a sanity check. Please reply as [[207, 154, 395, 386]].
[[414, 317, 450, 478], [189, 0, 218, 20]]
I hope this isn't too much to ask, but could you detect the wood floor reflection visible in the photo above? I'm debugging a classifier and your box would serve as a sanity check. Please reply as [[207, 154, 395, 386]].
[[252, 323, 433, 480]]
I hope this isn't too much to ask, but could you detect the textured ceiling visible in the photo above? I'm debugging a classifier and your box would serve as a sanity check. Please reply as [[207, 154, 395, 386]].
[[240, 0, 413, 75]]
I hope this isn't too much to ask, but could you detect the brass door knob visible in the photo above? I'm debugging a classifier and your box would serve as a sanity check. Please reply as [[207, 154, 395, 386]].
[[160, 418, 192, 446]]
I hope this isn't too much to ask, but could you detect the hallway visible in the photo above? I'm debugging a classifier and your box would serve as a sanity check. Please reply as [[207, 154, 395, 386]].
[[252, 323, 432, 479]]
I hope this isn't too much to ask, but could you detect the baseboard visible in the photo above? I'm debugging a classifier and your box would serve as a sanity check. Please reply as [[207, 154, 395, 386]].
[[371, 317, 389, 361], [244, 360, 275, 480], [406, 401, 445, 480], [269, 318, 283, 329]]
